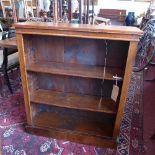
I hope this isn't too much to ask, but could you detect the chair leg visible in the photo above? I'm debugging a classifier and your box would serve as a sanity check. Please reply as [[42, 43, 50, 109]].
[[4, 70, 13, 94]]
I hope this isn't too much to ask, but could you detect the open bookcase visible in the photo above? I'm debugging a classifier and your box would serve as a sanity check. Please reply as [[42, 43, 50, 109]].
[[15, 22, 142, 148]]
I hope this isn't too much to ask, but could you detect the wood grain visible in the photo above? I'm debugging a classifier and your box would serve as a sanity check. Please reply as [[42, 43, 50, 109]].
[[26, 125, 117, 148], [16, 34, 32, 125], [31, 89, 117, 114], [14, 22, 143, 41], [14, 22, 142, 35], [113, 41, 139, 138], [0, 37, 17, 48], [15, 22, 142, 148], [27, 62, 124, 80], [28, 106, 116, 149], [33, 111, 114, 137]]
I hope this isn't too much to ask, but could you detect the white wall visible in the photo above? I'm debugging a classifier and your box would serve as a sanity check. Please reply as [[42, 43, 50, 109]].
[[93, 0, 151, 16]]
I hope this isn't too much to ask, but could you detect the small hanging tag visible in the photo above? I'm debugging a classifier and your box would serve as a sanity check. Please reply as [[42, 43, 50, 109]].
[[111, 85, 119, 102], [111, 75, 119, 102]]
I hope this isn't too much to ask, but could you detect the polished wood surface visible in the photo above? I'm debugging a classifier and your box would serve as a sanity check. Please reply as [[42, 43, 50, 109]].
[[16, 34, 33, 125], [98, 9, 126, 26], [31, 89, 117, 114], [33, 110, 114, 137], [0, 37, 17, 48], [0, 37, 18, 93], [27, 62, 124, 80], [26, 125, 117, 148], [98, 9, 126, 21], [14, 22, 143, 41], [113, 41, 139, 138], [26, 106, 116, 148], [14, 22, 141, 34], [33, 111, 114, 136], [15, 23, 142, 148]]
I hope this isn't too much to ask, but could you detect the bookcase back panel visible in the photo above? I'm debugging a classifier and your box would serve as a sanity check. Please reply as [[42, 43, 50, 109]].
[[27, 73, 38, 93], [31, 73, 122, 99], [38, 104, 116, 123], [64, 38, 105, 66], [107, 41, 129, 68], [64, 38, 129, 68], [36, 104, 116, 136], [24, 35, 129, 69], [24, 35, 64, 64]]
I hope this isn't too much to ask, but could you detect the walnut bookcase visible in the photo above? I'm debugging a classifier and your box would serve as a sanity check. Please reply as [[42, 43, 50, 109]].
[[15, 22, 142, 148]]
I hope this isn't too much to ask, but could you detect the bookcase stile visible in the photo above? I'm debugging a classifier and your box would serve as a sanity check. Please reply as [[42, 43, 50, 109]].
[[113, 41, 139, 138], [16, 34, 33, 125]]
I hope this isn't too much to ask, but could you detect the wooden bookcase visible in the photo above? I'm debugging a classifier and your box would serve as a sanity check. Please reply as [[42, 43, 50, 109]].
[[15, 22, 142, 148]]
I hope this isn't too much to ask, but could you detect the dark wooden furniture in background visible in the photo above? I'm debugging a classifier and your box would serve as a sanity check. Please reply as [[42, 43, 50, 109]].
[[15, 22, 142, 148], [0, 36, 16, 48], [98, 9, 126, 26], [0, 37, 18, 93]]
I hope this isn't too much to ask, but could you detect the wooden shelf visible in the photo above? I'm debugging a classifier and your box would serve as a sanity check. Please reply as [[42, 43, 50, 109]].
[[33, 111, 114, 138], [31, 89, 117, 114], [27, 62, 124, 80], [26, 124, 116, 148]]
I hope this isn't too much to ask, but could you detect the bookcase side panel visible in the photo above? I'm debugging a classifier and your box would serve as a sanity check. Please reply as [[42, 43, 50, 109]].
[[113, 41, 139, 139], [16, 34, 33, 125]]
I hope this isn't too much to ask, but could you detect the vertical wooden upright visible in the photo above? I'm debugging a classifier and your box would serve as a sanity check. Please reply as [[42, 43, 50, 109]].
[[113, 41, 139, 138], [24, 0, 34, 18], [79, 0, 82, 23], [59, 0, 62, 19], [91, 0, 94, 24], [86, 0, 89, 24], [53, 0, 58, 22], [11, 0, 17, 22], [0, 0, 12, 18], [16, 34, 33, 125], [68, 0, 72, 21]]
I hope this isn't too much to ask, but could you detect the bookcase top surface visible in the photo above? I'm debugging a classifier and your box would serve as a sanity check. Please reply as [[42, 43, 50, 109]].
[[15, 22, 142, 34], [14, 22, 143, 41]]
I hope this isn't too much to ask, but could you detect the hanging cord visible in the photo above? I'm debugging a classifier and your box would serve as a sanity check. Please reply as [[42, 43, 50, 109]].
[[98, 40, 108, 107]]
